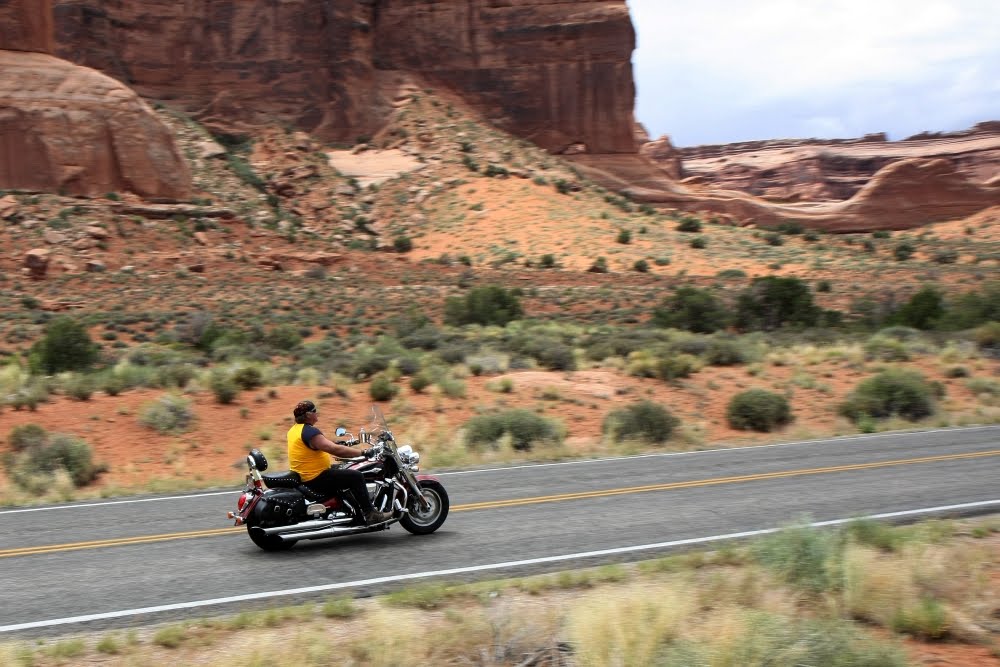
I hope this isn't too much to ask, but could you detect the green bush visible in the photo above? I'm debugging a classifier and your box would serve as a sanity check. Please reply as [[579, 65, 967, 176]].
[[464, 409, 561, 451], [444, 285, 523, 327], [890, 286, 943, 329], [232, 366, 263, 390], [265, 324, 302, 351], [29, 316, 99, 374], [676, 215, 702, 232], [408, 372, 432, 394], [369, 373, 399, 402], [893, 241, 916, 261], [726, 389, 792, 431], [735, 276, 820, 331], [140, 394, 195, 433], [840, 368, 936, 423], [603, 400, 680, 444], [652, 286, 729, 333], [210, 373, 239, 404], [616, 228, 631, 244], [393, 235, 413, 253]]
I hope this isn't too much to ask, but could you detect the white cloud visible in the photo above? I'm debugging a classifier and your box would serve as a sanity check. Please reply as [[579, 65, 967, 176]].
[[628, 0, 1000, 144]]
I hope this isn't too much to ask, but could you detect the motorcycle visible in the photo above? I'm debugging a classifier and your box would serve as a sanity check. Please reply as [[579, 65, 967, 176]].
[[227, 405, 449, 551]]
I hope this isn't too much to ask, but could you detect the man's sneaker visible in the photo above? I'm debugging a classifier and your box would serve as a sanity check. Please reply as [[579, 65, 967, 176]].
[[365, 510, 393, 525]]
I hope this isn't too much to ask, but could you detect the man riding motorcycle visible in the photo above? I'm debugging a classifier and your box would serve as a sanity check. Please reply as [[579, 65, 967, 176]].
[[286, 400, 393, 525]]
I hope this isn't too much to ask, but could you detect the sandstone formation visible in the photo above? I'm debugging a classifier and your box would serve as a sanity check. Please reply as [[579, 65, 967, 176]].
[[52, 0, 636, 153], [0, 50, 192, 199], [0, 0, 191, 199], [593, 154, 999, 233], [0, 0, 53, 52], [663, 123, 1000, 202]]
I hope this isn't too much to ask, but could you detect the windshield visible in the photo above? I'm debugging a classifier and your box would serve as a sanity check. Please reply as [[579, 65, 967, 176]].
[[368, 405, 398, 454]]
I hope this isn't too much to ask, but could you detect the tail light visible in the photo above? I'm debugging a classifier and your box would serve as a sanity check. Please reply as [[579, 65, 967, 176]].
[[237, 492, 250, 511]]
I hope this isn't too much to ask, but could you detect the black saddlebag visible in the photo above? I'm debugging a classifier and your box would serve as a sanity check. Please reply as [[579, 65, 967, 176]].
[[254, 489, 306, 527]]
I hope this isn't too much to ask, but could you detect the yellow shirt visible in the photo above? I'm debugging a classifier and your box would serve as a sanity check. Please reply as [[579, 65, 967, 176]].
[[287, 423, 332, 482]]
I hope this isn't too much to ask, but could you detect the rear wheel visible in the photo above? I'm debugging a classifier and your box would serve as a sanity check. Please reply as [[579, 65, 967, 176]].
[[400, 481, 449, 535]]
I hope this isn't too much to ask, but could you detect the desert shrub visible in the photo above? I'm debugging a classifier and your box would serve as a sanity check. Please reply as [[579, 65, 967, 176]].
[[972, 321, 1000, 351], [265, 324, 302, 351], [62, 374, 95, 401], [408, 372, 432, 394], [8, 423, 46, 452], [444, 285, 523, 327], [393, 235, 413, 253], [763, 231, 784, 246], [369, 373, 399, 401], [891, 597, 950, 640], [726, 389, 792, 431], [938, 283, 1000, 330], [5, 427, 103, 489], [210, 373, 239, 404], [703, 337, 748, 366], [840, 368, 936, 423], [676, 215, 702, 232], [587, 256, 609, 273], [28, 316, 99, 374], [889, 286, 943, 329], [893, 241, 916, 261], [140, 394, 195, 433], [735, 276, 819, 331], [616, 228, 631, 244], [863, 334, 911, 361], [602, 400, 679, 444], [464, 409, 561, 451], [932, 248, 959, 264], [652, 286, 729, 333], [632, 259, 649, 272], [689, 236, 707, 249], [232, 366, 263, 390], [656, 353, 701, 381]]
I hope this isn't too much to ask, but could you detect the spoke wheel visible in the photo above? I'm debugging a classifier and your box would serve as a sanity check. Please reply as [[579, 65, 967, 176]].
[[400, 482, 449, 535]]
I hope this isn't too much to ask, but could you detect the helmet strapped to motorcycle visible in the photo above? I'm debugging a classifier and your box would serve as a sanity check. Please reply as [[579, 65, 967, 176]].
[[249, 448, 268, 471], [293, 400, 316, 423]]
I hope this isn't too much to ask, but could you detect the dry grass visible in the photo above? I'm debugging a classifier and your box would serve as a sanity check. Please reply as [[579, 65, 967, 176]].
[[1, 517, 996, 667]]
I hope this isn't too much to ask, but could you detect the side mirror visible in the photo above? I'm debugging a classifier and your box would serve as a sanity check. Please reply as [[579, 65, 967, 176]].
[[335, 427, 347, 437]]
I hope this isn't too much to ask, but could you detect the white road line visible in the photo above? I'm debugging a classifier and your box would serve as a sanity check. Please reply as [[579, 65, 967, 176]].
[[2, 498, 997, 634], [3, 425, 996, 514]]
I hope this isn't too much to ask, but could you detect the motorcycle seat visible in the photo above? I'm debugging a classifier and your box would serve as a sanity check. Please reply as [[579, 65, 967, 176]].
[[261, 471, 301, 488]]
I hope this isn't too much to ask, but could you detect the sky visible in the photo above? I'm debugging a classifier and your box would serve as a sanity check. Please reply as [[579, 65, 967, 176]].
[[627, 0, 1000, 147]]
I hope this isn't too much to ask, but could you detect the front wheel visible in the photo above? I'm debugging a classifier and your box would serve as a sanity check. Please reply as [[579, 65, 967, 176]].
[[400, 481, 449, 535]]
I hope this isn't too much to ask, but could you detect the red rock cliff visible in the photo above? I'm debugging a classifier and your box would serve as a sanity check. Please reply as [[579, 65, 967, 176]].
[[0, 0, 191, 199], [0, 0, 53, 52], [52, 0, 637, 153]]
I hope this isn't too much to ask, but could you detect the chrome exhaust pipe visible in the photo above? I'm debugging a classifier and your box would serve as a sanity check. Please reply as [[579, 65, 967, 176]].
[[261, 516, 353, 536], [278, 522, 393, 542]]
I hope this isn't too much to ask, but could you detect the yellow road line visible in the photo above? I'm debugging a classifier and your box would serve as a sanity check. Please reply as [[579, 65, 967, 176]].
[[453, 449, 1000, 511], [0, 528, 241, 558], [3, 449, 997, 558]]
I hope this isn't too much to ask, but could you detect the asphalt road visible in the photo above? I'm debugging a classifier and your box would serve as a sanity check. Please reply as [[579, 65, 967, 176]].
[[1, 426, 997, 636]]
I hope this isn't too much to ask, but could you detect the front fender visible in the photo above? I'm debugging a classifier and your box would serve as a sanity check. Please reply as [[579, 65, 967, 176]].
[[416, 473, 440, 483]]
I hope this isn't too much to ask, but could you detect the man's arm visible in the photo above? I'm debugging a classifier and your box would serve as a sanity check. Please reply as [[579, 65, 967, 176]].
[[307, 433, 366, 459]]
